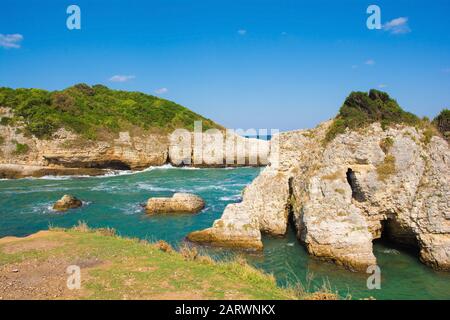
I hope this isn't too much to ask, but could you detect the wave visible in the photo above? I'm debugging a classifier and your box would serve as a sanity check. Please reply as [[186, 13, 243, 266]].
[[219, 194, 242, 201], [0, 163, 255, 182]]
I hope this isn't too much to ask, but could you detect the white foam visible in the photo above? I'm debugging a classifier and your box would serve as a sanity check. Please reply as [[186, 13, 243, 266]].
[[219, 194, 242, 201]]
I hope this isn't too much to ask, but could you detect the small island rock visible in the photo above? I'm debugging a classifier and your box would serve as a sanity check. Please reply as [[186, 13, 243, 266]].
[[146, 193, 205, 214], [53, 194, 83, 211]]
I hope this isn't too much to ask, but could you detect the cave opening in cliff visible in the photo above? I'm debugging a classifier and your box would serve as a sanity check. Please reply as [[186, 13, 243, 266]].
[[86, 160, 132, 170], [286, 177, 298, 235], [44, 157, 132, 170], [346, 168, 366, 202], [375, 218, 420, 255], [76, 160, 131, 170]]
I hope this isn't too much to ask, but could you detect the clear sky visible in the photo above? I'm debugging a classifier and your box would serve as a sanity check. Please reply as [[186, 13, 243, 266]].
[[1, 0, 449, 131]]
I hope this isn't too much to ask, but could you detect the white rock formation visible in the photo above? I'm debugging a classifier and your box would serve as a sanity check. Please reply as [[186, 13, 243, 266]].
[[188, 122, 450, 272], [146, 193, 205, 214]]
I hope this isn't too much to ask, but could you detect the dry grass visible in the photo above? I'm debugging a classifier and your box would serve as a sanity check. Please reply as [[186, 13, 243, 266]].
[[321, 171, 342, 181], [179, 244, 199, 261], [155, 240, 173, 253], [421, 126, 439, 145], [72, 220, 90, 233], [379, 137, 394, 153], [376, 155, 396, 182], [96, 227, 116, 237]]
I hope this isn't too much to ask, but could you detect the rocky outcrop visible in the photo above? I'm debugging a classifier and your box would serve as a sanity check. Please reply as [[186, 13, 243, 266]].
[[146, 193, 205, 214], [188, 122, 450, 272], [53, 195, 83, 211], [0, 108, 270, 178], [187, 202, 264, 250]]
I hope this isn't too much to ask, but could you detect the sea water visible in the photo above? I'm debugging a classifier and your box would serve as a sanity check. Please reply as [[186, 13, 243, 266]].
[[0, 166, 449, 299]]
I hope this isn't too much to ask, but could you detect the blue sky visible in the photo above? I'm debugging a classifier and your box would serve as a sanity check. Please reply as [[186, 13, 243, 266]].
[[1, 0, 450, 131]]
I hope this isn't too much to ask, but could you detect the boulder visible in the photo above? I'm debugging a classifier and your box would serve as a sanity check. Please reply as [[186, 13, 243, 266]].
[[53, 194, 82, 211], [146, 193, 205, 214]]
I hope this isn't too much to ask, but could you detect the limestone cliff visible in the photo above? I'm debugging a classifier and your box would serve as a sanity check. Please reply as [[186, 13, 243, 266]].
[[188, 122, 450, 272], [0, 85, 270, 178], [0, 109, 269, 178]]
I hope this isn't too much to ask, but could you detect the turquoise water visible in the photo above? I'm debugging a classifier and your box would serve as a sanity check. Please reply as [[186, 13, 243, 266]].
[[0, 166, 449, 299]]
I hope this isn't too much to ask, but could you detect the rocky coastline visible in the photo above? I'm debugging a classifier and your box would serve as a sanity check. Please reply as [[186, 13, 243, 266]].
[[188, 121, 450, 272], [0, 126, 270, 179]]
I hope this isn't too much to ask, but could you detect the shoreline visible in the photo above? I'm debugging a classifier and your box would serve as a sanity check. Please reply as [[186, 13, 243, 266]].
[[0, 163, 262, 180]]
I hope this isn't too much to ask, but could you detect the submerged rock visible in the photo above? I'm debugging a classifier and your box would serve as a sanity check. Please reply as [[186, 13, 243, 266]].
[[146, 193, 205, 214], [53, 194, 83, 211]]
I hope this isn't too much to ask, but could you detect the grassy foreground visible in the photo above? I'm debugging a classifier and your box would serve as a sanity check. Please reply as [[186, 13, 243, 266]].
[[0, 225, 336, 300]]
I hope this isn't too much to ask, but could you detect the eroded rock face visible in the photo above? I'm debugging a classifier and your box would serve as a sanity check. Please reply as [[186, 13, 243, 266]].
[[146, 193, 205, 214], [188, 122, 450, 272], [0, 116, 270, 177], [53, 195, 83, 211]]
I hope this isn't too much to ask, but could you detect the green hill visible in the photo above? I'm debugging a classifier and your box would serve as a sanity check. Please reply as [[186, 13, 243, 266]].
[[324, 89, 439, 143], [0, 84, 221, 139]]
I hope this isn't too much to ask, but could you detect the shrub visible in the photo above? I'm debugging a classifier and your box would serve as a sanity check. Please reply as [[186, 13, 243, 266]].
[[0, 135, 4, 145], [155, 240, 173, 253], [379, 137, 394, 153], [324, 90, 421, 143], [51, 92, 76, 113], [433, 109, 450, 141], [72, 220, 90, 232], [421, 127, 435, 145], [179, 244, 199, 261], [0, 117, 12, 126], [13, 142, 29, 155]]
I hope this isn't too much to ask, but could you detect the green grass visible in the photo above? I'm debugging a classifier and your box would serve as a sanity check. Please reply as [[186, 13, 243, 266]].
[[13, 141, 29, 155], [0, 84, 222, 139], [0, 225, 333, 300], [324, 90, 422, 143]]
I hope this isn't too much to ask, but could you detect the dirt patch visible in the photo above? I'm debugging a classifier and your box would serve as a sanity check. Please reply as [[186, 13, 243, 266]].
[[70, 257, 103, 269], [0, 232, 108, 300], [2, 239, 62, 254], [0, 231, 54, 244], [0, 257, 84, 300]]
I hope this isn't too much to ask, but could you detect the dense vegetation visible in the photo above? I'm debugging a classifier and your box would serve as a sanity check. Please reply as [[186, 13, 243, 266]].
[[0, 84, 221, 139], [433, 109, 450, 141], [325, 90, 423, 143]]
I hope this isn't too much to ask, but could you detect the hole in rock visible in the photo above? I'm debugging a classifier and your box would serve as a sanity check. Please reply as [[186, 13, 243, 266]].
[[373, 218, 420, 256], [90, 160, 132, 170], [346, 168, 366, 202]]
